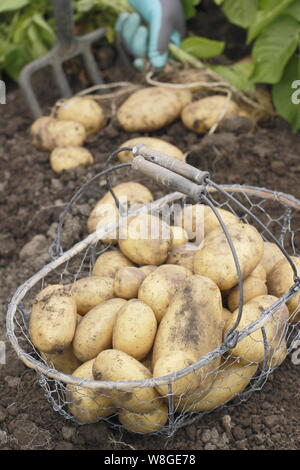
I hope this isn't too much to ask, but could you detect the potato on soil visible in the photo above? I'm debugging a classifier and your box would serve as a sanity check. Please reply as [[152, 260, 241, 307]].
[[166, 243, 196, 272], [138, 264, 192, 323], [112, 300, 157, 360], [118, 137, 185, 163], [119, 213, 172, 266], [267, 256, 300, 323], [119, 404, 168, 433], [117, 87, 183, 132], [50, 147, 94, 173], [92, 249, 134, 278], [261, 241, 286, 275], [73, 298, 126, 362], [227, 276, 268, 312], [29, 290, 77, 354], [67, 360, 115, 423], [224, 295, 289, 363], [93, 349, 160, 413], [70, 276, 114, 315], [41, 346, 81, 375], [31, 118, 86, 151], [114, 267, 146, 299], [181, 95, 239, 134], [54, 97, 106, 136], [194, 223, 264, 291], [31, 116, 53, 149]]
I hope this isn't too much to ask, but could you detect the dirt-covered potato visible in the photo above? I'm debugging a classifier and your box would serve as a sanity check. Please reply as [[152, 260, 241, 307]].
[[119, 404, 168, 433], [54, 97, 106, 136], [119, 213, 172, 266], [139, 265, 157, 276], [114, 267, 146, 299], [117, 87, 183, 132], [73, 298, 126, 362], [181, 95, 239, 133], [93, 349, 159, 413], [50, 146, 94, 173], [227, 276, 268, 312], [267, 256, 300, 323], [166, 243, 196, 272], [261, 241, 286, 275], [70, 276, 114, 315], [118, 137, 185, 163], [173, 88, 192, 108], [112, 300, 157, 360], [138, 264, 192, 322], [224, 295, 289, 363], [41, 346, 81, 375], [92, 250, 134, 278], [67, 360, 115, 423], [265, 339, 287, 369], [170, 226, 189, 249], [29, 290, 77, 354], [31, 118, 86, 151], [194, 223, 264, 291]]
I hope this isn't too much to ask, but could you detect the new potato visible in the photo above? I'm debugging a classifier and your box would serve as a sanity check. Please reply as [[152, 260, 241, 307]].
[[50, 147, 94, 173], [31, 118, 87, 151], [118, 137, 185, 163], [41, 345, 81, 375], [114, 267, 146, 299], [261, 241, 286, 275], [70, 276, 114, 315], [227, 276, 268, 312], [54, 97, 106, 136], [167, 243, 196, 272], [119, 404, 168, 433], [92, 249, 134, 278]]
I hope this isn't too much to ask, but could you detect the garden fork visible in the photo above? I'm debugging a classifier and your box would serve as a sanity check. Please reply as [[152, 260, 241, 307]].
[[19, 0, 106, 119]]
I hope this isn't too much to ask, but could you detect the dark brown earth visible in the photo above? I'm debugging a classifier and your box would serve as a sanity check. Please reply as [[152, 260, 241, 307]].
[[1, 2, 300, 451]]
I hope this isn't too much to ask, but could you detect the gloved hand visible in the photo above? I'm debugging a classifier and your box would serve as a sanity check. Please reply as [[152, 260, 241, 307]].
[[116, 0, 186, 70]]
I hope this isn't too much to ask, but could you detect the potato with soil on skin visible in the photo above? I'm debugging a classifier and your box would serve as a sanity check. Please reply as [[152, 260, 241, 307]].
[[72, 298, 126, 362], [119, 404, 168, 434], [227, 275, 268, 312], [119, 213, 172, 266], [117, 87, 184, 132], [250, 263, 267, 280], [67, 359, 115, 423], [261, 241, 286, 276], [265, 339, 287, 369], [41, 345, 81, 375], [194, 222, 264, 291], [167, 243, 196, 272], [181, 95, 240, 134], [139, 265, 157, 276], [118, 137, 185, 163], [92, 249, 135, 278], [267, 256, 300, 323], [170, 226, 189, 249], [152, 274, 224, 395], [70, 276, 114, 315], [175, 358, 258, 412], [114, 267, 146, 299], [50, 147, 94, 173], [29, 290, 77, 354], [93, 349, 160, 413], [224, 295, 290, 363], [87, 182, 154, 239], [112, 300, 157, 360], [31, 118, 87, 151], [54, 97, 106, 136], [138, 264, 192, 323]]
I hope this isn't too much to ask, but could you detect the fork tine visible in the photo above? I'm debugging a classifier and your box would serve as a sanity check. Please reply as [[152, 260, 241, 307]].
[[82, 47, 104, 86], [52, 63, 72, 98]]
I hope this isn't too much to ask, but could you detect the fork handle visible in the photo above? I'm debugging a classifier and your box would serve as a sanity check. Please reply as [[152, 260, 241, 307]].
[[52, 0, 75, 49]]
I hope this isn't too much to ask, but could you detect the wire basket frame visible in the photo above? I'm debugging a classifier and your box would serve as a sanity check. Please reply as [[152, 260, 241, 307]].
[[6, 146, 300, 436]]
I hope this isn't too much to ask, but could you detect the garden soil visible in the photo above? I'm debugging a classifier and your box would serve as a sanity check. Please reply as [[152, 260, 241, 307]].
[[0, 3, 300, 451]]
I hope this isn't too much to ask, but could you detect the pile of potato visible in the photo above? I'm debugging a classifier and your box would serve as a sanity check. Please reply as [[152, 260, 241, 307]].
[[28, 180, 298, 433]]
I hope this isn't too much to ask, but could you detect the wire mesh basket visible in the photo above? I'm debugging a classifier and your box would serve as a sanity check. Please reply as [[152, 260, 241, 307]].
[[7, 145, 300, 437]]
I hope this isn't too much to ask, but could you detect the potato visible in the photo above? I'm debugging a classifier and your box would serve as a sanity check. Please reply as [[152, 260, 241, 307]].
[[138, 264, 192, 323], [119, 213, 172, 265], [173, 88, 192, 108], [50, 146, 94, 173], [73, 298, 127, 362], [54, 97, 106, 136], [227, 276, 268, 312], [152, 275, 223, 394], [224, 295, 289, 363], [181, 95, 239, 133], [170, 226, 189, 249], [32, 118, 86, 151], [31, 116, 53, 149], [261, 242, 286, 275], [194, 223, 264, 291], [114, 267, 146, 299], [175, 359, 258, 412], [67, 360, 115, 423], [118, 137, 185, 163], [92, 249, 134, 278], [167, 243, 196, 272], [29, 290, 77, 354], [112, 300, 157, 360], [139, 265, 157, 276], [70, 276, 114, 315], [42, 346, 81, 375], [267, 256, 300, 323], [222, 307, 232, 324], [265, 339, 287, 369], [119, 404, 168, 433], [93, 349, 159, 413], [35, 284, 69, 302], [117, 87, 183, 132], [251, 263, 266, 280], [87, 203, 119, 241]]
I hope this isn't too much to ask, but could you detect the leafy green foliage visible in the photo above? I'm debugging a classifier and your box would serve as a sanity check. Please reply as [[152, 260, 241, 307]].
[[182, 0, 202, 19], [181, 36, 225, 59], [247, 0, 294, 43], [221, 0, 258, 28], [211, 61, 256, 92]]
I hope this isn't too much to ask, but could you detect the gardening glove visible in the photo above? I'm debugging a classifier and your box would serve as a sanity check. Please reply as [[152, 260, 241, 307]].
[[115, 0, 186, 70]]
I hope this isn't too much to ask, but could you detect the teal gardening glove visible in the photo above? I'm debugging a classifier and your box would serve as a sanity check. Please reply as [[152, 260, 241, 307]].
[[116, 0, 186, 70]]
